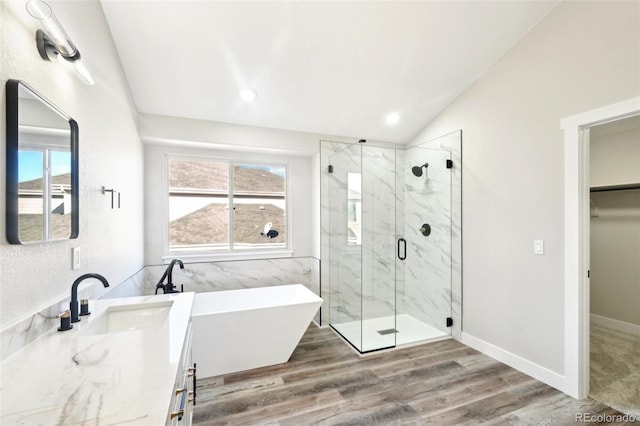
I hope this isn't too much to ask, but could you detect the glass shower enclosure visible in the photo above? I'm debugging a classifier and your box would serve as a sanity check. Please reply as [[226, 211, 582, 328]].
[[328, 139, 457, 353]]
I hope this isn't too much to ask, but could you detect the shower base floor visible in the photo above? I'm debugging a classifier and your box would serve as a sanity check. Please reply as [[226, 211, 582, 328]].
[[331, 314, 449, 353]]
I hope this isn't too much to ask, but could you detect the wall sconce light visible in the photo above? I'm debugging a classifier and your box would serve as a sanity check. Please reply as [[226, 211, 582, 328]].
[[26, 0, 95, 85]]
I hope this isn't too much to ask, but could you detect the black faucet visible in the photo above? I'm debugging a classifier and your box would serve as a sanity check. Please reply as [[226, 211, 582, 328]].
[[155, 259, 184, 294], [70, 273, 109, 323]]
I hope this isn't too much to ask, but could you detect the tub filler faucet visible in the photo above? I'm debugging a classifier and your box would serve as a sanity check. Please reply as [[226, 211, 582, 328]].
[[156, 259, 184, 294], [70, 273, 110, 323]]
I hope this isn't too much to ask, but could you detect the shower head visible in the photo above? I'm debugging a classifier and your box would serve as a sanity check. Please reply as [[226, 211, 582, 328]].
[[411, 163, 429, 177]]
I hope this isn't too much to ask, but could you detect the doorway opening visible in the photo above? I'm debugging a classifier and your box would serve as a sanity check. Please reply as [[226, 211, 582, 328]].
[[587, 116, 640, 416], [561, 96, 640, 401]]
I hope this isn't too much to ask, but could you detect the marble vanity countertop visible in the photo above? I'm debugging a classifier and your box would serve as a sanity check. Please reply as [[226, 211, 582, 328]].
[[0, 292, 194, 425]]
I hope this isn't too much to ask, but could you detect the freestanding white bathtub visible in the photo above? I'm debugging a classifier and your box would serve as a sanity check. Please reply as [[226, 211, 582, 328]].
[[191, 284, 323, 378]]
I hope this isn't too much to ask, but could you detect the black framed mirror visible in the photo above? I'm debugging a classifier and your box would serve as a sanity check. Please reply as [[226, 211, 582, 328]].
[[5, 79, 79, 244]]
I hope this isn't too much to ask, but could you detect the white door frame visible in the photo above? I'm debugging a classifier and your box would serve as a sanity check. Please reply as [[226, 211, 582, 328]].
[[561, 96, 640, 399]]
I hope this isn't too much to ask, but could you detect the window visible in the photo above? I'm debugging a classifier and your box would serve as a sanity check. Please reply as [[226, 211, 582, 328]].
[[167, 157, 287, 255], [18, 146, 72, 242], [347, 172, 361, 245]]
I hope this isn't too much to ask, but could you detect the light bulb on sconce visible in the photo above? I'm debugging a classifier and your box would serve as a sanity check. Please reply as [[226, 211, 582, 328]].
[[27, 0, 95, 85]]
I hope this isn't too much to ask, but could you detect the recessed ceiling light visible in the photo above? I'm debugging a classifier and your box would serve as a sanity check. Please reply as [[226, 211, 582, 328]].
[[386, 113, 400, 125], [240, 89, 257, 101]]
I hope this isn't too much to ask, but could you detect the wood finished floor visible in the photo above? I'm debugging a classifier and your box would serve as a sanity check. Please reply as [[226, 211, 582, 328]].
[[193, 325, 638, 425]]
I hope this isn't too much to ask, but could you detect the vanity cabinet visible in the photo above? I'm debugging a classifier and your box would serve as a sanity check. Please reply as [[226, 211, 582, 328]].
[[168, 321, 196, 425]]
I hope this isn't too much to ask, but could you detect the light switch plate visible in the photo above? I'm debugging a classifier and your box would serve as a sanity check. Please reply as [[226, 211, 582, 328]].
[[533, 240, 544, 255], [72, 247, 81, 270]]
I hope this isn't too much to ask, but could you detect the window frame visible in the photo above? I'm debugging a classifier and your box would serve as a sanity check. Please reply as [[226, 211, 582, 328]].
[[164, 154, 291, 261]]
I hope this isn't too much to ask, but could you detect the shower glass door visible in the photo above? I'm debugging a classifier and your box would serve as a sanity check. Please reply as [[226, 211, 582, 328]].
[[328, 143, 364, 351], [329, 143, 397, 352], [360, 144, 397, 351], [396, 145, 452, 344]]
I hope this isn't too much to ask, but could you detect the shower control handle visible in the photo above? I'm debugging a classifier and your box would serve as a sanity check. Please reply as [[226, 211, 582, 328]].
[[397, 238, 407, 261]]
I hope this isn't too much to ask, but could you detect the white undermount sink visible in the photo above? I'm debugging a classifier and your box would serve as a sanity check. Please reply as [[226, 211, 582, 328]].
[[80, 300, 173, 335]]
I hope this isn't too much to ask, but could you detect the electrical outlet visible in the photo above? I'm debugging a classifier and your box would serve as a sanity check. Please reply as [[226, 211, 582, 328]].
[[72, 247, 81, 270]]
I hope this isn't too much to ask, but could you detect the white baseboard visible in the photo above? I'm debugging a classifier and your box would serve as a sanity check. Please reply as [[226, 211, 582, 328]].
[[461, 332, 565, 393], [591, 314, 640, 336]]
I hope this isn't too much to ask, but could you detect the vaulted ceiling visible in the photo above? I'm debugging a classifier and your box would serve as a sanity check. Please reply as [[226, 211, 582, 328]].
[[101, 1, 559, 143]]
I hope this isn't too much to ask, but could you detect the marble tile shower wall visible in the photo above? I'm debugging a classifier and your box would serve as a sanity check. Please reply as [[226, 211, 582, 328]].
[[404, 146, 453, 333], [419, 131, 462, 340], [0, 268, 146, 361], [361, 145, 397, 321]]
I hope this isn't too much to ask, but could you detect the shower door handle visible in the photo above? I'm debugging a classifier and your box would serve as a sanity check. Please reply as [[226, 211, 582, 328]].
[[397, 238, 407, 261]]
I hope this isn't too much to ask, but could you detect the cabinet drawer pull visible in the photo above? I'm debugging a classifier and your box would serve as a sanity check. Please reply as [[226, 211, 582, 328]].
[[175, 388, 186, 395], [170, 410, 184, 420]]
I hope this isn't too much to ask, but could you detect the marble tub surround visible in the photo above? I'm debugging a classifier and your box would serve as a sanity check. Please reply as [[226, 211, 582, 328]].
[[0, 292, 194, 425], [146, 257, 320, 323], [0, 267, 146, 362], [145, 257, 318, 294]]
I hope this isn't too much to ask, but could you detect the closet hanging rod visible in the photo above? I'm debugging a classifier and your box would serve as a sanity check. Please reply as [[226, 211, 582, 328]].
[[590, 183, 640, 193]]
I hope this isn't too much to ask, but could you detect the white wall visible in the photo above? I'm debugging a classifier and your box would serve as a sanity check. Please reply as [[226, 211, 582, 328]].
[[0, 0, 144, 328], [590, 190, 640, 327], [409, 0, 639, 377], [140, 114, 345, 264], [590, 123, 640, 187]]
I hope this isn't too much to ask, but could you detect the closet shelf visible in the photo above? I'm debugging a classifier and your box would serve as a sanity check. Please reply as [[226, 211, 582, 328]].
[[590, 183, 640, 193]]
